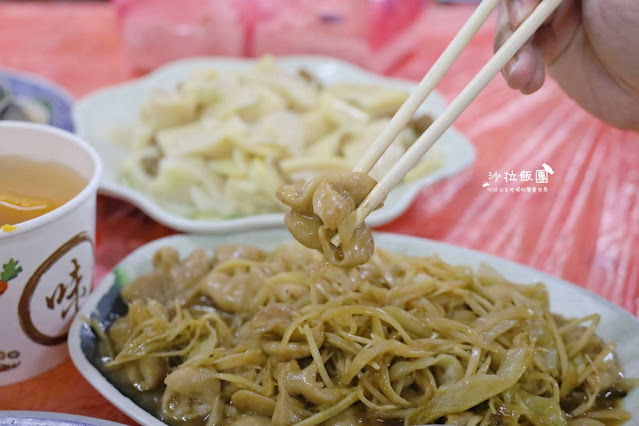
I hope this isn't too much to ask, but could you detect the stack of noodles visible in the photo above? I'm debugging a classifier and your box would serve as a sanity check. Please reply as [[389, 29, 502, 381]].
[[121, 57, 443, 219], [99, 243, 632, 425]]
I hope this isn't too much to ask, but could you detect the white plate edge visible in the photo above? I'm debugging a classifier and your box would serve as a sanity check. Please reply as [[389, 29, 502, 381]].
[[0, 410, 125, 426]]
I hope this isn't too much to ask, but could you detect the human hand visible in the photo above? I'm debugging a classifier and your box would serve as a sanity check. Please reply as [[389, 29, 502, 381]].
[[495, 0, 639, 130]]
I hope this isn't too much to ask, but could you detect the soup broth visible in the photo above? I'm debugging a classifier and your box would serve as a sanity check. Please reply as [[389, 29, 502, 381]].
[[0, 156, 87, 226]]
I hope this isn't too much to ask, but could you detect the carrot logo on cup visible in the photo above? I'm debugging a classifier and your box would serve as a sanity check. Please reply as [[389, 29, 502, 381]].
[[0, 258, 23, 297]]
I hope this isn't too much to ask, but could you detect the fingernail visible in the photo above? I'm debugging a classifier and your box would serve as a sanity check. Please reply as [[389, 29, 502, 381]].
[[511, 0, 528, 27]]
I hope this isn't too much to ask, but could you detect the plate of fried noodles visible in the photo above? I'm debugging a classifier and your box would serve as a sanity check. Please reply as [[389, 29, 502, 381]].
[[69, 230, 639, 426]]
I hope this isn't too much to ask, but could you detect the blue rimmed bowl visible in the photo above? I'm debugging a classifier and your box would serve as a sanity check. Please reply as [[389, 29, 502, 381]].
[[0, 68, 74, 132]]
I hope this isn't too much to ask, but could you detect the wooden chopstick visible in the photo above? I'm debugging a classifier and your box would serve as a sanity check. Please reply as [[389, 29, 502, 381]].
[[334, 0, 563, 246], [355, 0, 500, 174]]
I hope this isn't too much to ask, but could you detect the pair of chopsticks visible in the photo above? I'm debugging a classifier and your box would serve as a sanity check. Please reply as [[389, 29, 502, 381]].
[[333, 0, 562, 246]]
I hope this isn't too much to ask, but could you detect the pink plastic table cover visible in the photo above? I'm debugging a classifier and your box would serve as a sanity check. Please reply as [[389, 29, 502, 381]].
[[0, 2, 638, 423]]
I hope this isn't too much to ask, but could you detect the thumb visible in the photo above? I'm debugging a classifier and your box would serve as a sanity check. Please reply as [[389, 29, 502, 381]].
[[495, 0, 546, 94]]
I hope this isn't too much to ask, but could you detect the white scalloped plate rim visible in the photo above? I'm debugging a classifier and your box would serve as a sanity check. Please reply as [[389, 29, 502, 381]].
[[0, 411, 125, 426], [69, 230, 639, 426], [72, 55, 475, 233]]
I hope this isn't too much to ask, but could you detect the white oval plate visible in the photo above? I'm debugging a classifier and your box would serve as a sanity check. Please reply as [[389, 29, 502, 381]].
[[72, 56, 475, 233], [0, 411, 125, 426], [69, 230, 639, 426]]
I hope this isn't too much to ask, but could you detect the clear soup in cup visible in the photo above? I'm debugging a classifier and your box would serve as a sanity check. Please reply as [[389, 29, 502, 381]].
[[0, 122, 101, 386]]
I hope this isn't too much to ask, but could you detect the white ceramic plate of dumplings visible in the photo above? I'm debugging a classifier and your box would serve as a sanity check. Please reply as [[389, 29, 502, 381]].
[[73, 56, 475, 233]]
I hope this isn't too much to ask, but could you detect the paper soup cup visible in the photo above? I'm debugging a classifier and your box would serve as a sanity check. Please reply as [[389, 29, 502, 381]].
[[0, 122, 101, 386]]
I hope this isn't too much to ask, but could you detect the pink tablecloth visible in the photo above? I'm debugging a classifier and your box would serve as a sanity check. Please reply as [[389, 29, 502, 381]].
[[0, 2, 638, 424]]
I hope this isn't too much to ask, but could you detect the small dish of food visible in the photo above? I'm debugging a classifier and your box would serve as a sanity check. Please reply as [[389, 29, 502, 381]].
[[0, 68, 75, 132], [73, 56, 474, 233], [69, 230, 639, 425]]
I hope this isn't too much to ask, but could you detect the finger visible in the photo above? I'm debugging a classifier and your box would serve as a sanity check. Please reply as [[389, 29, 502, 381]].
[[495, 1, 535, 91], [520, 45, 545, 94], [496, 0, 546, 92], [534, 0, 581, 65], [502, 0, 575, 94], [506, 0, 541, 28], [494, 0, 512, 54], [505, 42, 541, 91]]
